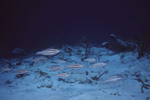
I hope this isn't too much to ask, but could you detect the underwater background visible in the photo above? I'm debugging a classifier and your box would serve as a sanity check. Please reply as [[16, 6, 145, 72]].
[[0, 0, 150, 100], [1, 0, 150, 58]]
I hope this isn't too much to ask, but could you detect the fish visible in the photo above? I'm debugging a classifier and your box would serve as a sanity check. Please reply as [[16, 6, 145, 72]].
[[47, 66, 63, 71], [36, 48, 60, 56], [55, 73, 69, 77], [101, 75, 122, 83], [0, 67, 11, 72], [50, 67, 63, 72], [56, 60, 66, 63], [14, 69, 28, 74], [84, 58, 96, 62], [46, 65, 60, 69], [32, 57, 47, 62], [67, 64, 84, 69], [90, 62, 106, 68]]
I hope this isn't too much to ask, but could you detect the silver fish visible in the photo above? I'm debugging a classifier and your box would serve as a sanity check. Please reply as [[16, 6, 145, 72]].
[[101, 75, 122, 83]]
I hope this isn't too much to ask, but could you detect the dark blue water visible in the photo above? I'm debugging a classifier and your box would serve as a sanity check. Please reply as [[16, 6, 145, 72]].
[[1, 0, 150, 58]]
